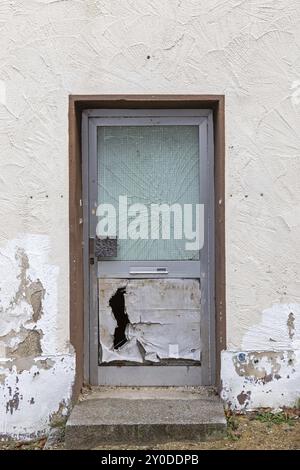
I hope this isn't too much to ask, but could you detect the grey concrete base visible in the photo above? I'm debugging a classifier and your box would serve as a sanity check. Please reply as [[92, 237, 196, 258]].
[[65, 387, 226, 449]]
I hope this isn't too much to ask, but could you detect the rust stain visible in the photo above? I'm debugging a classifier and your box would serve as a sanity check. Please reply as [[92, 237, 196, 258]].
[[263, 374, 273, 383], [233, 351, 296, 385], [287, 312, 295, 339], [237, 390, 251, 405], [27, 280, 45, 322], [233, 352, 286, 384]]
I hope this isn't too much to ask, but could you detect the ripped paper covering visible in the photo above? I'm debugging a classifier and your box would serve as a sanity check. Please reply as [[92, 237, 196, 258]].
[[99, 279, 201, 364]]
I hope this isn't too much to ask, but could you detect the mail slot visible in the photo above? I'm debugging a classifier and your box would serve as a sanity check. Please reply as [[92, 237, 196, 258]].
[[129, 267, 168, 275]]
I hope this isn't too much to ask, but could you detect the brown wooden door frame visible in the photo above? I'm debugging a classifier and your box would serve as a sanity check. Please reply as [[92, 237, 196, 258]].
[[69, 95, 226, 400]]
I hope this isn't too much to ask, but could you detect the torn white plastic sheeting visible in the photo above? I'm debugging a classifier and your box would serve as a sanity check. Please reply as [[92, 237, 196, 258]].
[[169, 344, 179, 358], [99, 278, 201, 364]]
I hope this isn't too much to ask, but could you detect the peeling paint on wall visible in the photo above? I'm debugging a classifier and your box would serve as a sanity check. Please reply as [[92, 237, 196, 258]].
[[241, 304, 300, 351], [0, 234, 72, 356], [287, 312, 295, 340], [8, 329, 42, 359], [221, 349, 300, 411], [0, 0, 300, 433], [222, 303, 300, 410], [0, 355, 75, 438], [0, 235, 75, 437], [99, 279, 201, 364]]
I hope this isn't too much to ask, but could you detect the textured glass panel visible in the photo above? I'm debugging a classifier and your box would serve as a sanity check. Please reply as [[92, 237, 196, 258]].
[[97, 125, 200, 260]]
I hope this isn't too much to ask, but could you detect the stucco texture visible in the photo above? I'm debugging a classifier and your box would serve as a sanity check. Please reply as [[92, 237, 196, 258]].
[[0, 0, 300, 434]]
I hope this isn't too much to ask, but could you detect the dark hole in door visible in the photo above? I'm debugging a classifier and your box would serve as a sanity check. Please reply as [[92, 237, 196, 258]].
[[109, 287, 130, 349]]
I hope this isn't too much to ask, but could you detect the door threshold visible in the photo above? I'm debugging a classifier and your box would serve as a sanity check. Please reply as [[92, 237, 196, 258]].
[[80, 385, 219, 400]]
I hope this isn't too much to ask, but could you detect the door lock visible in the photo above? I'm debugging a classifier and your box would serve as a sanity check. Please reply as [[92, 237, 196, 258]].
[[89, 236, 118, 264]]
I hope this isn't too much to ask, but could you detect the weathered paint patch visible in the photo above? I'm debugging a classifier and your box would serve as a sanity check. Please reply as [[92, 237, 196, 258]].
[[237, 390, 251, 406], [7, 329, 42, 359], [0, 234, 69, 357], [222, 303, 300, 410], [287, 312, 295, 340], [241, 304, 300, 351], [99, 279, 201, 364], [0, 235, 75, 437], [0, 354, 75, 438], [221, 350, 300, 411]]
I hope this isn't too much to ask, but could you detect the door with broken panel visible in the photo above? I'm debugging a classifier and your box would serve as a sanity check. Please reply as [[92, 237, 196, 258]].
[[85, 109, 214, 386]]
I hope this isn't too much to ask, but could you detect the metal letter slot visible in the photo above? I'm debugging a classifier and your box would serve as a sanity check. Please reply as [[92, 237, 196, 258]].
[[129, 267, 168, 275]]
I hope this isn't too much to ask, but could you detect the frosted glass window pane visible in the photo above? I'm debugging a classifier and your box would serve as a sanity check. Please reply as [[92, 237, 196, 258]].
[[97, 125, 200, 261]]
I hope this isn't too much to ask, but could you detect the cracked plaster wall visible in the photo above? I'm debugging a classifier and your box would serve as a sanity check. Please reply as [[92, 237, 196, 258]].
[[0, 0, 300, 432]]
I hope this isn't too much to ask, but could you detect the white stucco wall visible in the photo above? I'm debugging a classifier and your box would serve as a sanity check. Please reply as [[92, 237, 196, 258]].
[[0, 0, 300, 435]]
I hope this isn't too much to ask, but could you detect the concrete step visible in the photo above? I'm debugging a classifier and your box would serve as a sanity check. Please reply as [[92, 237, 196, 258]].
[[65, 387, 226, 449]]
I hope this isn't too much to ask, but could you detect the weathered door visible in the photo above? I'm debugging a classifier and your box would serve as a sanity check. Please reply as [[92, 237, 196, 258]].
[[84, 109, 214, 386]]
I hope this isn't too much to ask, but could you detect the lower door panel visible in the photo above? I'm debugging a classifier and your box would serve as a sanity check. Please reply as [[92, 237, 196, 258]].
[[98, 278, 202, 385]]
